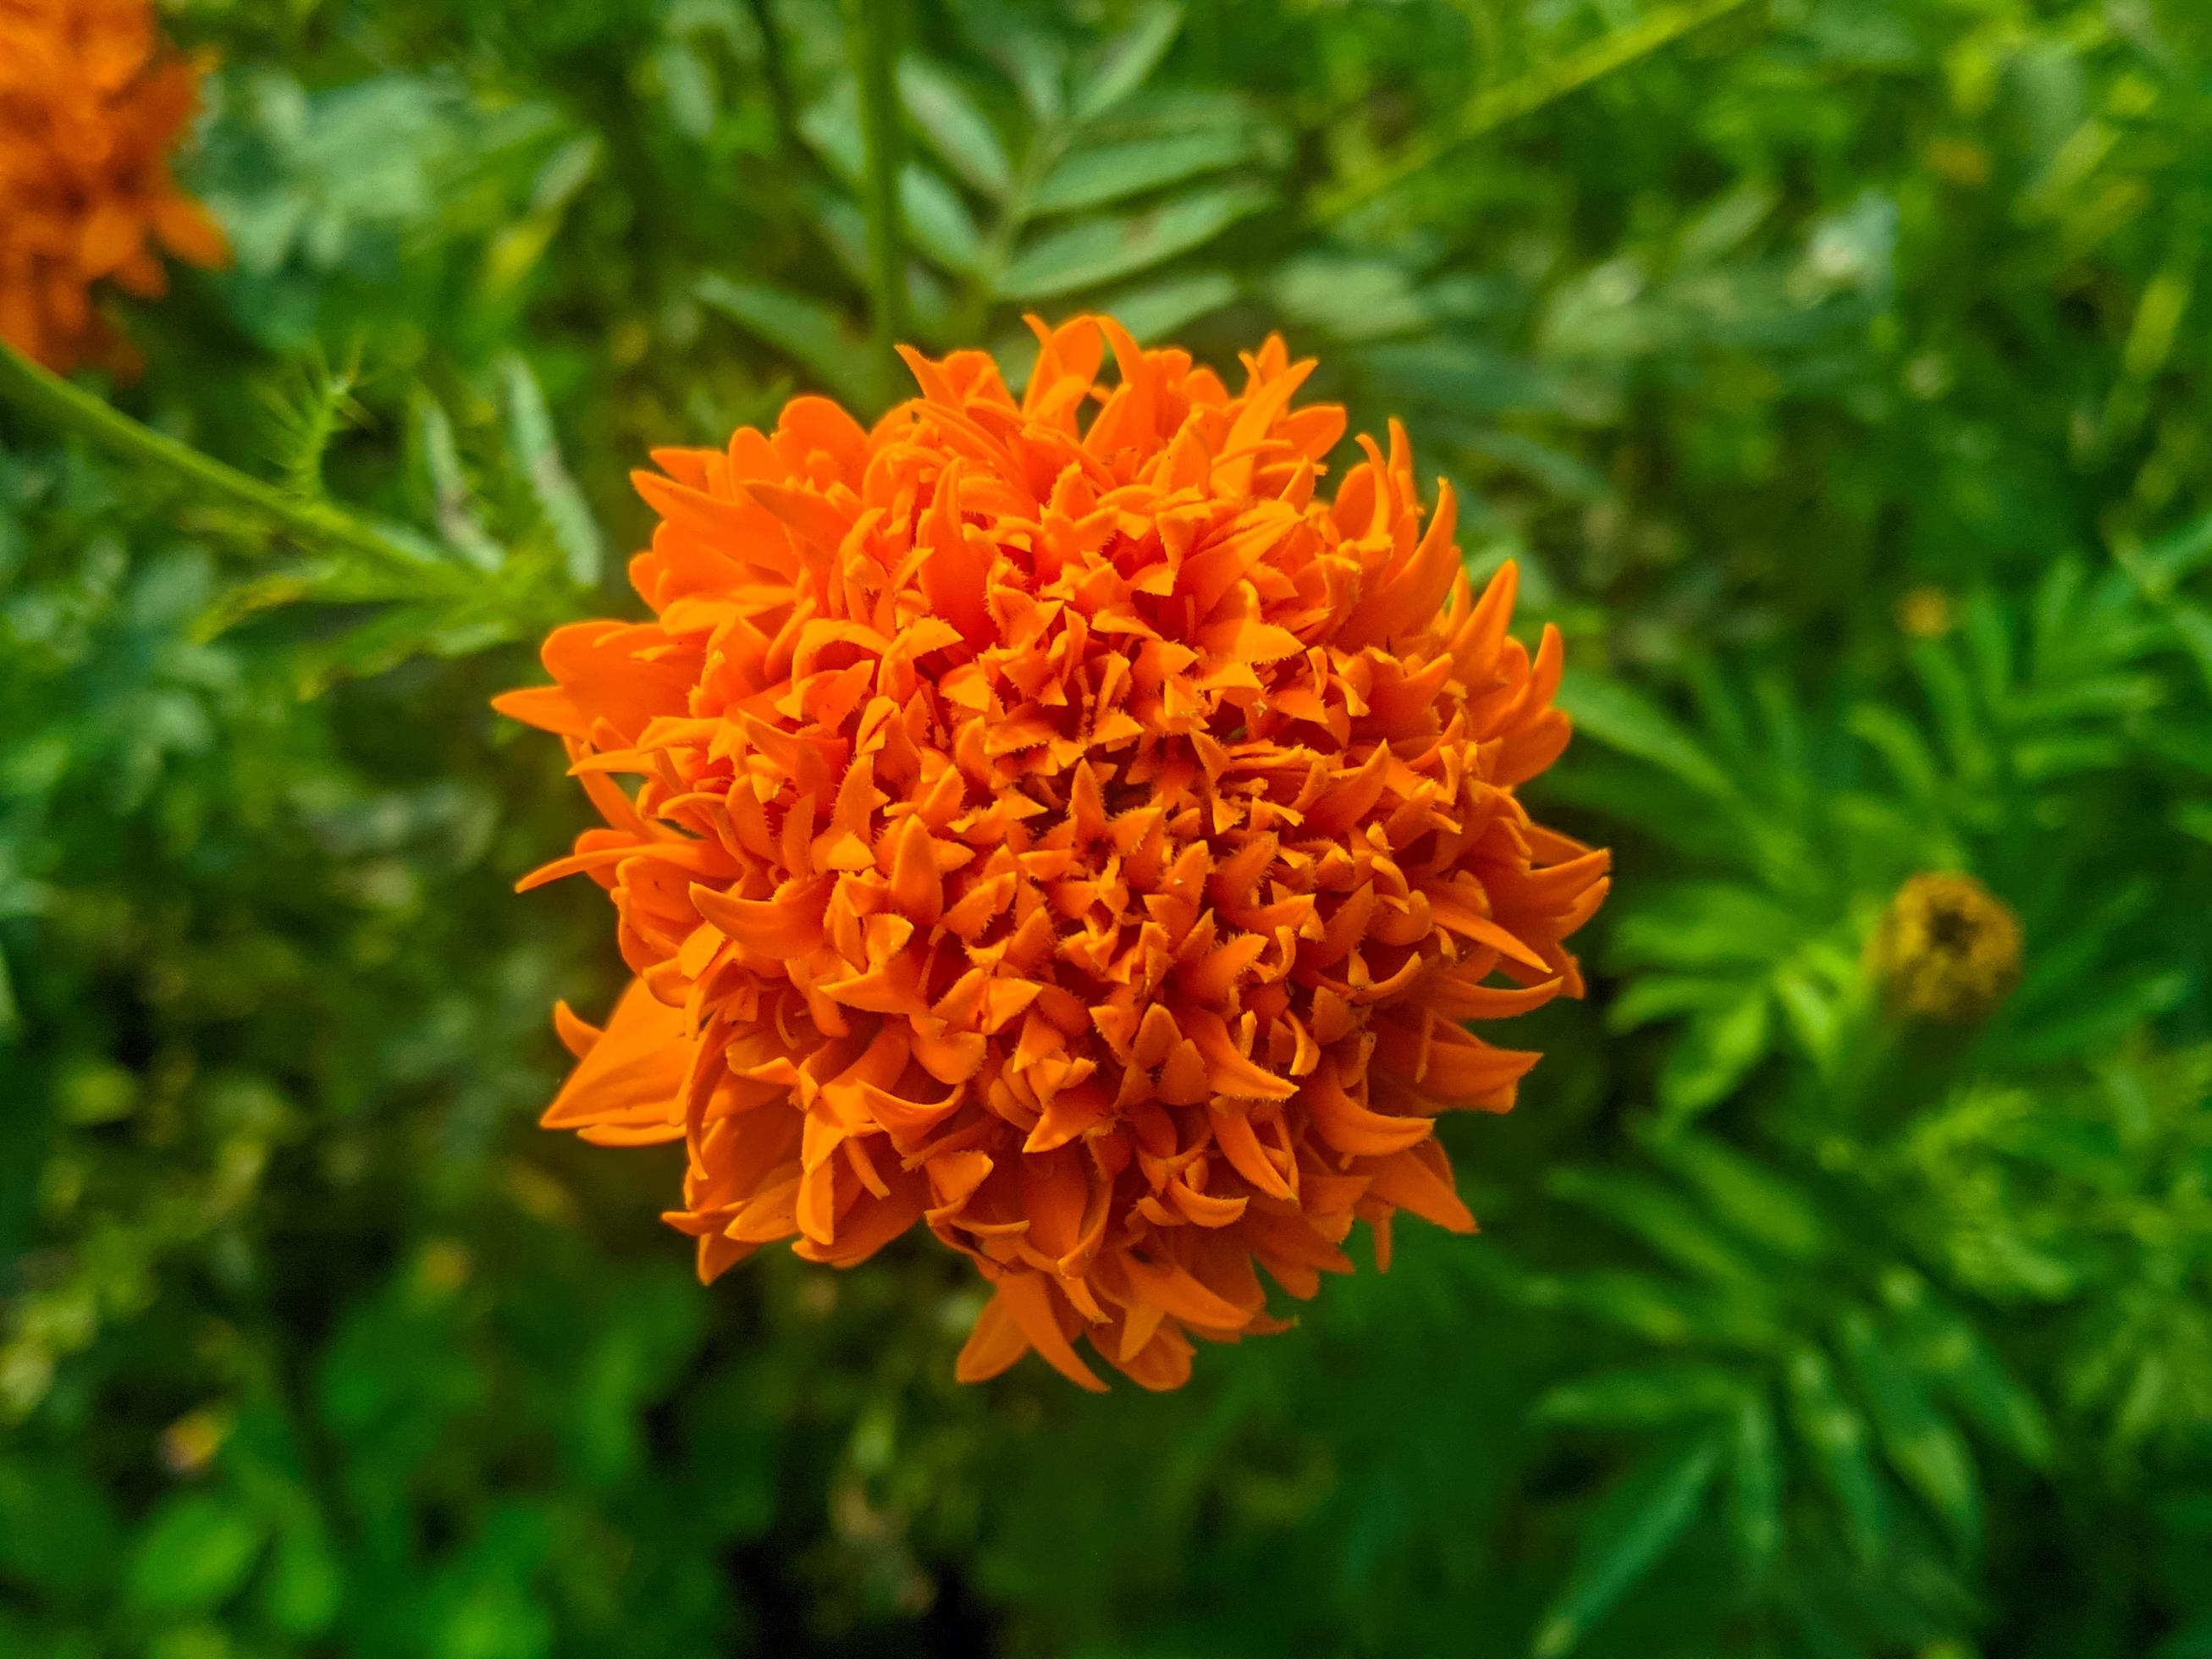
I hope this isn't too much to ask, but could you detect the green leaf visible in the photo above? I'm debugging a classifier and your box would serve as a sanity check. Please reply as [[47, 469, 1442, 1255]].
[[2005, 969, 2189, 1067], [799, 94, 987, 277], [1269, 255, 1434, 342], [1559, 670, 1737, 801], [1605, 973, 1736, 1033], [2127, 509, 2212, 597], [1837, 1310, 1981, 1552], [1033, 129, 1256, 215], [1724, 1397, 1783, 1588], [1880, 1274, 2055, 1470], [1784, 1348, 1889, 1562], [949, 0, 1066, 123], [1000, 185, 1269, 299], [1531, 1431, 1721, 1657], [697, 276, 880, 408], [1537, 1362, 1751, 1427], [0, 1458, 119, 1592], [896, 165, 990, 277], [1074, 4, 1183, 124], [1657, 990, 1771, 1124], [1094, 271, 1238, 341], [899, 58, 1012, 197], [1354, 339, 1566, 418], [260, 1517, 344, 1637], [498, 355, 602, 587], [2165, 604, 2212, 698], [1547, 1169, 1762, 1291], [1911, 639, 1996, 783], [1849, 702, 1946, 809], [126, 1493, 267, 1614], [407, 390, 503, 572], [1641, 1133, 1829, 1264], [256, 344, 365, 502], [1609, 883, 1801, 972], [1536, 1267, 1776, 1351]]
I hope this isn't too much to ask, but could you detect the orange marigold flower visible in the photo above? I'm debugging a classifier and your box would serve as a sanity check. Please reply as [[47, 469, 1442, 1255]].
[[0, 0, 228, 372], [500, 317, 1610, 1391]]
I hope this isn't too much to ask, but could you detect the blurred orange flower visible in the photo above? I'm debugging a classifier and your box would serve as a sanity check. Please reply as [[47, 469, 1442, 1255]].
[[502, 317, 1608, 1390], [0, 0, 227, 372]]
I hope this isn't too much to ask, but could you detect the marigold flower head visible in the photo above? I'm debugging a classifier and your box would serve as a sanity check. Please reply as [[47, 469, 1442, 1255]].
[[0, 0, 228, 372], [501, 317, 1610, 1391], [1871, 871, 2022, 1023]]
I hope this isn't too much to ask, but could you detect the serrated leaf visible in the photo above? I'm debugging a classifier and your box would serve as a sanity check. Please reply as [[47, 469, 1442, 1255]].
[[256, 345, 364, 501], [1838, 1310, 1981, 1552], [1074, 4, 1183, 124], [654, 38, 716, 139], [1657, 991, 1771, 1124], [1354, 339, 1567, 418], [408, 390, 502, 571], [804, 193, 959, 343], [1559, 670, 1737, 801], [126, 1493, 267, 1613], [1609, 884, 1801, 973], [697, 276, 880, 408], [900, 59, 1011, 197], [1642, 1133, 1829, 1264], [1000, 185, 1268, 299], [1548, 1168, 1762, 1291], [896, 165, 990, 277], [1034, 129, 1255, 215], [1459, 428, 1611, 499], [1605, 973, 1740, 1033], [1849, 702, 1946, 807], [0, 1458, 118, 1592], [291, 593, 522, 696], [1724, 1397, 1783, 1588], [1881, 1276, 2055, 1470], [948, 0, 1066, 123], [1911, 639, 1995, 780], [1538, 1362, 1751, 1428], [498, 355, 602, 587], [1784, 1347, 1889, 1561], [1531, 1431, 1721, 1657], [1094, 271, 1238, 341], [2005, 969, 2189, 1067], [260, 1517, 343, 1637], [802, 92, 987, 278], [1269, 255, 1431, 341], [2125, 510, 2212, 597]]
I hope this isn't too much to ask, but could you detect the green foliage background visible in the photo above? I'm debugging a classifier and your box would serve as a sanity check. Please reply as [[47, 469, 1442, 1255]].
[[5, 0, 2211, 1653]]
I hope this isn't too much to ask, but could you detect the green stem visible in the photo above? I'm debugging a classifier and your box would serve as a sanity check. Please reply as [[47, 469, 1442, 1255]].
[[0, 338, 425, 570], [845, 0, 908, 403], [1312, 0, 1760, 223]]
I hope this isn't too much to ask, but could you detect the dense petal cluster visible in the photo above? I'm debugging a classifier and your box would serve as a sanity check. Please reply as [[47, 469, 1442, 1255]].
[[502, 317, 1609, 1390], [0, 0, 227, 371]]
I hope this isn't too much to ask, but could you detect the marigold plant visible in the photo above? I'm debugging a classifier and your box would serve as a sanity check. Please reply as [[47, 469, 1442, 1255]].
[[501, 317, 1609, 1390], [0, 0, 227, 372]]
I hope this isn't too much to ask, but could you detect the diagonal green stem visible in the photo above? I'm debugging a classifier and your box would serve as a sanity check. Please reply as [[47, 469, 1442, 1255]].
[[0, 338, 427, 570], [1313, 0, 1761, 223], [845, 0, 909, 404]]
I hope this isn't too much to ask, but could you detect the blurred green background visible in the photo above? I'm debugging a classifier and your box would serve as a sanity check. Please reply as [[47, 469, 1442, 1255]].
[[5, 0, 2212, 1654]]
